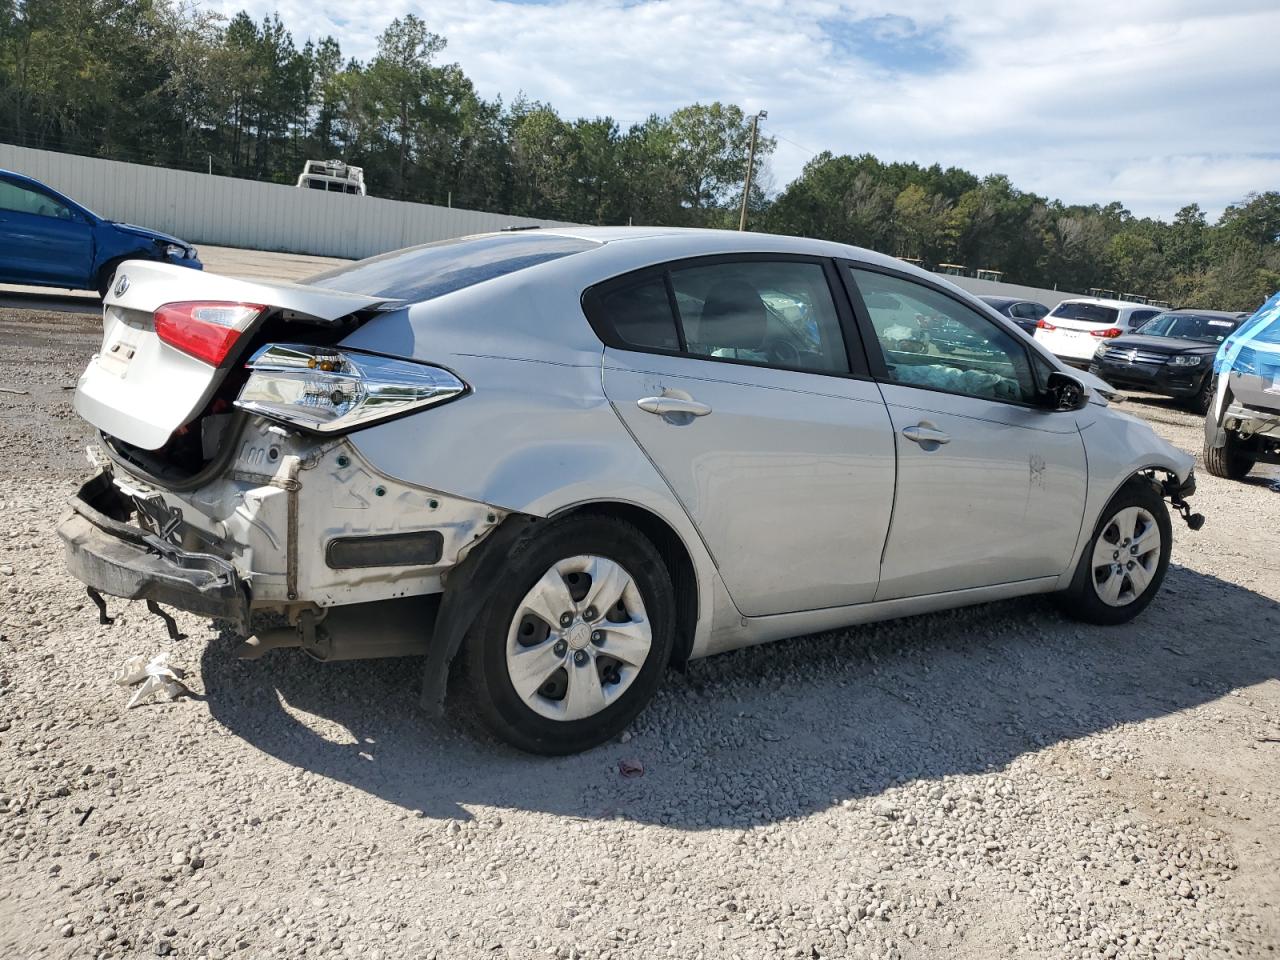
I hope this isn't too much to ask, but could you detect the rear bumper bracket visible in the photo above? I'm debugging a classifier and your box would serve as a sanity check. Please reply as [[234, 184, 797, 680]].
[[58, 472, 250, 632]]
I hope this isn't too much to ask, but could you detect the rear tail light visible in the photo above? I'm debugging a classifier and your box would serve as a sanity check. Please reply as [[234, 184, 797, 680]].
[[1090, 327, 1123, 338], [154, 301, 265, 366], [1037, 319, 1056, 330], [235, 343, 467, 433]]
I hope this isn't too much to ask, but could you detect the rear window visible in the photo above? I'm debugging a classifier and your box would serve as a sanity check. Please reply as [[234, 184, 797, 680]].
[[1049, 302, 1119, 324], [303, 233, 598, 304]]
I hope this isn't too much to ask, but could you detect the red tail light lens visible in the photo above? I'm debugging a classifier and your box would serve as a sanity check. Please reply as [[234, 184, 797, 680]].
[[154, 302, 265, 366], [1037, 319, 1056, 330], [1090, 327, 1123, 338]]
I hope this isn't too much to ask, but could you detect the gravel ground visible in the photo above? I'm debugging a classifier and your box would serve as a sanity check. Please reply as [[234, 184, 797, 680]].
[[1, 305, 1277, 960]]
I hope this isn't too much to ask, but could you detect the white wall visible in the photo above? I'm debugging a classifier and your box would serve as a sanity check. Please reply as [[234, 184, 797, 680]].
[[2, 144, 1091, 306], [939, 274, 1080, 311], [0, 144, 573, 260]]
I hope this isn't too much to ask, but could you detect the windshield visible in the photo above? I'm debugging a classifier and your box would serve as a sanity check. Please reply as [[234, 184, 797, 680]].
[[1048, 302, 1119, 325], [303, 233, 598, 303], [1136, 313, 1239, 344]]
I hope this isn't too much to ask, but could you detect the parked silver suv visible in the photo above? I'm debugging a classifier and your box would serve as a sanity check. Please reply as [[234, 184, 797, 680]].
[[59, 228, 1200, 753]]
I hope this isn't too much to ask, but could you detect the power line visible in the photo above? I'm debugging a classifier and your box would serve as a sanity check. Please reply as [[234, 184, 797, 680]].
[[773, 134, 818, 157]]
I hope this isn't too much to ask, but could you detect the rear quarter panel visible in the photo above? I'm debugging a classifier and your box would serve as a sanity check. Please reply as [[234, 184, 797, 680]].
[[344, 350, 727, 658]]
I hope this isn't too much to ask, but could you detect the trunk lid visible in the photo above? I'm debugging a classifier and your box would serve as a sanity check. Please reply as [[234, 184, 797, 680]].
[[75, 260, 389, 450]]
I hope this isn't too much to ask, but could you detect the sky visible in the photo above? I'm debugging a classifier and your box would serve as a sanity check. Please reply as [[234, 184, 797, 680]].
[[197, 0, 1280, 221]]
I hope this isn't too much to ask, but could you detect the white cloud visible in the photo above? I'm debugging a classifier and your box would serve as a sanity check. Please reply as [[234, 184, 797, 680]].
[[198, 0, 1280, 219]]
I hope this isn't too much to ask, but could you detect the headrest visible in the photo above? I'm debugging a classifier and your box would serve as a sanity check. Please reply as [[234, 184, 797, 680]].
[[698, 280, 766, 349]]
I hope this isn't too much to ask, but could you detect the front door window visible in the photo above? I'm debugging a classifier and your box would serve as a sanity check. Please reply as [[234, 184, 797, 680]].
[[849, 268, 1038, 403]]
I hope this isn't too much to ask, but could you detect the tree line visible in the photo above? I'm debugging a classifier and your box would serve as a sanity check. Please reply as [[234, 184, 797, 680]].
[[2, 0, 1277, 310]]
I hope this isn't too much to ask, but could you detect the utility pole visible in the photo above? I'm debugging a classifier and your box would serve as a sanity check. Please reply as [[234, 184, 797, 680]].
[[738, 110, 767, 231]]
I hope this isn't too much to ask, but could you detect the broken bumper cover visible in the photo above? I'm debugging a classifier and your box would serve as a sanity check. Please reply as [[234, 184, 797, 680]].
[[57, 473, 249, 630]]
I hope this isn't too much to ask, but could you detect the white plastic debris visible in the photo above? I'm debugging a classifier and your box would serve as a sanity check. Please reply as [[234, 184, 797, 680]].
[[113, 651, 190, 708]]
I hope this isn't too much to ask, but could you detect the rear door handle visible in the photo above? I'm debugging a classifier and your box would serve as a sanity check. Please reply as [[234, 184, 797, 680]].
[[901, 424, 951, 445], [637, 396, 712, 418]]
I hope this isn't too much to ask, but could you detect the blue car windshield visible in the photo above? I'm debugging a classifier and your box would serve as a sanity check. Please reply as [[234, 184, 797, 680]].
[[1137, 313, 1239, 344], [302, 233, 598, 304]]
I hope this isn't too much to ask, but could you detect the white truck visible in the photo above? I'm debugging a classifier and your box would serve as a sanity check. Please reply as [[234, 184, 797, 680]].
[[296, 160, 366, 196]]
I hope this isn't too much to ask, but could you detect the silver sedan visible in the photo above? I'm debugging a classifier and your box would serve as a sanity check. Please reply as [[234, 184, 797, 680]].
[[60, 227, 1199, 753]]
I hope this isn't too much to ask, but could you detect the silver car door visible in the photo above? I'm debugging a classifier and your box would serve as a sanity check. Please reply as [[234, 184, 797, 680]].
[[586, 256, 896, 617], [844, 264, 1088, 602]]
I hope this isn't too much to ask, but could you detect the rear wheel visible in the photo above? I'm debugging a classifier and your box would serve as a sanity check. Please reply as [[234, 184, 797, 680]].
[[1056, 480, 1171, 625], [463, 516, 674, 755]]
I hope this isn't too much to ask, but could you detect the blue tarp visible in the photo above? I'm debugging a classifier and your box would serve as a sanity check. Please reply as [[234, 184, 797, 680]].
[[1215, 291, 1280, 376]]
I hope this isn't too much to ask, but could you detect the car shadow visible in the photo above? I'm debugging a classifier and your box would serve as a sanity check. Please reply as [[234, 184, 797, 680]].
[[1116, 391, 1200, 418], [199, 564, 1278, 828]]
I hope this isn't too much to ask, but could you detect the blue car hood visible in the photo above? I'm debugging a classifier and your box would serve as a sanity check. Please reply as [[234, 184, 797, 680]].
[[109, 221, 190, 248]]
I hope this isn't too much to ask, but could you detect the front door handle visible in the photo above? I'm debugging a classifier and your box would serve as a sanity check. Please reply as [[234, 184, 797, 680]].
[[637, 396, 712, 418], [901, 424, 951, 445]]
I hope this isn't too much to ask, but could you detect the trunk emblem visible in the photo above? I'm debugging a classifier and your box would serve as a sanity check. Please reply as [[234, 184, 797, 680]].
[[113, 274, 130, 297]]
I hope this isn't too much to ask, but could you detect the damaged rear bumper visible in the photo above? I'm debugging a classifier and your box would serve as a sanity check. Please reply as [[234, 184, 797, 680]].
[[58, 472, 250, 629]]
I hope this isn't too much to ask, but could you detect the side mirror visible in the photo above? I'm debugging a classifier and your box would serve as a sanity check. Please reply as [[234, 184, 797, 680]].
[[1045, 371, 1089, 411]]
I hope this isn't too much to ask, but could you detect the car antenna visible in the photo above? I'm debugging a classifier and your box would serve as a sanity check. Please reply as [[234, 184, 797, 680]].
[[500, 225, 541, 232]]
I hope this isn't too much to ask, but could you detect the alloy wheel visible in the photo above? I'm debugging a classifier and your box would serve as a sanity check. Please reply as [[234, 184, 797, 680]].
[[1091, 506, 1162, 607]]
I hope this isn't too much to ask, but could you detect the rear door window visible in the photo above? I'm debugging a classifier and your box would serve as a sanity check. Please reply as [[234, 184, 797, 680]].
[[668, 261, 849, 373], [584, 258, 852, 375], [304, 233, 599, 304]]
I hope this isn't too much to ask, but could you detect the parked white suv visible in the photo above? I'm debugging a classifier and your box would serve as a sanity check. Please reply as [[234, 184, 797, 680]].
[[58, 230, 1199, 753], [1034, 298, 1162, 366]]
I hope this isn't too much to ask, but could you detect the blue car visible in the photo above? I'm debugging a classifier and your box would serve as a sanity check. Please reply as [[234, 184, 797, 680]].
[[0, 169, 202, 296]]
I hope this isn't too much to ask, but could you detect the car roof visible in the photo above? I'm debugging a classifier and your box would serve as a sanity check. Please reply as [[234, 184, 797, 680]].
[[1055, 297, 1153, 309], [358, 226, 1071, 374], [1155, 308, 1241, 319], [527, 225, 914, 271], [979, 296, 1017, 306]]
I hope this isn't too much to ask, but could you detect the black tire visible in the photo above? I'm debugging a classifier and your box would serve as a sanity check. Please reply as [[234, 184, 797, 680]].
[[463, 515, 675, 755], [1202, 432, 1255, 480], [96, 259, 126, 299], [1188, 373, 1214, 415], [1056, 479, 1172, 626]]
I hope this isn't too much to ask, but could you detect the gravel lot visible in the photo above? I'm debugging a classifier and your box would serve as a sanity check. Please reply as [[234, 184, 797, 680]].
[[0, 301, 1277, 960]]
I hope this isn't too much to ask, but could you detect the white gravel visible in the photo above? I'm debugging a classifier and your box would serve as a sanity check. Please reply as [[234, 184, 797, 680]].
[[1, 306, 1277, 960]]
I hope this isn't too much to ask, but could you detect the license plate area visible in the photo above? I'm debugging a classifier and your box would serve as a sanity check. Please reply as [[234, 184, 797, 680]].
[[97, 336, 141, 377]]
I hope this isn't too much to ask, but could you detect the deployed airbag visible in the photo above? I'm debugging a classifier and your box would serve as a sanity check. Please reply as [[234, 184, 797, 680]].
[[892, 363, 1021, 401]]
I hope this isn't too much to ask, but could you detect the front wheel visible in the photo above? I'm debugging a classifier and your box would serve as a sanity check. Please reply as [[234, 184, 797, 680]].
[[463, 515, 675, 754], [1203, 431, 1255, 480], [1056, 480, 1172, 625], [1188, 373, 1214, 415], [96, 259, 126, 299]]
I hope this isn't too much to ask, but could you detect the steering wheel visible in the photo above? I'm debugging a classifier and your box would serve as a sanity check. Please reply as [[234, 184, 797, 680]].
[[765, 337, 801, 367]]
